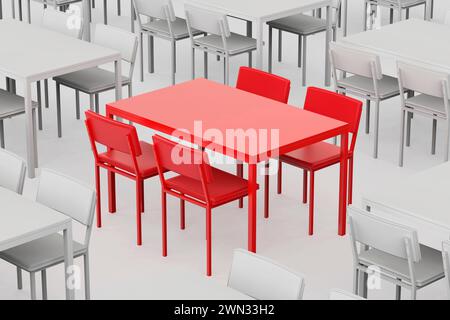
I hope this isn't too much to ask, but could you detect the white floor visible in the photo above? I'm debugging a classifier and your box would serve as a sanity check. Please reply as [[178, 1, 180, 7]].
[[0, 0, 449, 300]]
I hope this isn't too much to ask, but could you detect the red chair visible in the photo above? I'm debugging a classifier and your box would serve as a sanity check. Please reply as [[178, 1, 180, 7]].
[[84, 110, 159, 246], [152, 135, 252, 276], [235, 66, 291, 217], [277, 87, 362, 235]]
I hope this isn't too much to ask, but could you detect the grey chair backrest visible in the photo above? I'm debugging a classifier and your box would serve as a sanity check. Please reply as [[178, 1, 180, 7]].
[[36, 169, 96, 246], [93, 23, 139, 79], [41, 8, 83, 39], [228, 249, 305, 300], [330, 43, 383, 95], [443, 240, 450, 299], [0, 149, 26, 194], [185, 4, 231, 52], [397, 61, 450, 117], [133, 0, 177, 37], [329, 289, 365, 300], [348, 206, 422, 263]]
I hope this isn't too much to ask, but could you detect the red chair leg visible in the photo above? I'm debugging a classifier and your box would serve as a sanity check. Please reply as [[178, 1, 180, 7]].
[[348, 157, 354, 205], [237, 163, 244, 208], [108, 171, 116, 213], [264, 161, 269, 219], [95, 165, 102, 228], [140, 180, 145, 213], [309, 171, 315, 235], [303, 170, 308, 204], [180, 199, 185, 230], [136, 179, 143, 246], [162, 191, 167, 257], [277, 160, 282, 194], [206, 206, 212, 276]]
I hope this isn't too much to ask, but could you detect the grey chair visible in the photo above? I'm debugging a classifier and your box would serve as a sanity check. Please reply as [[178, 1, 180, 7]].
[[443, 241, 450, 299], [0, 169, 96, 300], [53, 23, 138, 137], [0, 149, 26, 194], [133, 0, 204, 85], [267, 0, 340, 86], [397, 62, 450, 166], [185, 4, 256, 86], [228, 249, 305, 300], [0, 88, 39, 149], [348, 206, 445, 300], [330, 43, 400, 158], [364, 0, 428, 30]]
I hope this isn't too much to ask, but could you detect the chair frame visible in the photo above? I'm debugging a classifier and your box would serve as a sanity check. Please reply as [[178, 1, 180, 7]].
[[397, 62, 450, 166], [330, 43, 400, 159], [185, 4, 256, 86]]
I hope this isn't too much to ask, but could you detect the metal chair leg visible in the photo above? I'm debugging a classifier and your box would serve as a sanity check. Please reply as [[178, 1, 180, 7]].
[[373, 100, 380, 158], [103, 0, 107, 24], [301, 36, 307, 87], [406, 112, 412, 147], [44, 79, 49, 109], [84, 252, 91, 300], [89, 94, 95, 112], [148, 34, 154, 73], [170, 41, 176, 85], [399, 109, 406, 167], [395, 281, 401, 300], [0, 120, 4, 149], [75, 90, 80, 120], [36, 81, 43, 130], [191, 48, 195, 80], [268, 27, 273, 73], [56, 83, 62, 138], [353, 268, 359, 295], [41, 269, 47, 300], [278, 30, 282, 62], [365, 100, 371, 134], [95, 93, 99, 113], [117, 0, 121, 15], [431, 119, 437, 155], [30, 272, 36, 300], [298, 35, 302, 68], [203, 52, 208, 79], [128, 84, 133, 98], [140, 32, 144, 82]]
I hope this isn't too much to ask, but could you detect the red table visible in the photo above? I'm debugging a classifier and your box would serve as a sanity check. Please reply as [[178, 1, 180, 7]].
[[106, 79, 350, 252]]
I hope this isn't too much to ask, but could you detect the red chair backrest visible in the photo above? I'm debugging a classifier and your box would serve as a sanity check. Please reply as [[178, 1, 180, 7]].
[[304, 87, 363, 151], [236, 67, 291, 103], [85, 110, 142, 156], [152, 135, 213, 184]]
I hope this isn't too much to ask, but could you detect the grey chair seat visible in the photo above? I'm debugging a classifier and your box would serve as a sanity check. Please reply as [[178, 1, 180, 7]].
[[142, 17, 203, 40], [0, 233, 86, 272], [54, 67, 131, 94], [267, 14, 335, 36], [375, 0, 426, 8], [338, 74, 400, 99], [405, 94, 448, 118], [0, 89, 38, 119], [359, 244, 444, 287], [195, 33, 256, 56]]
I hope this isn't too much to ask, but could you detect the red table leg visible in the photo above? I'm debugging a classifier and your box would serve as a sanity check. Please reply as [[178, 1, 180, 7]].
[[248, 163, 257, 252], [338, 132, 349, 236]]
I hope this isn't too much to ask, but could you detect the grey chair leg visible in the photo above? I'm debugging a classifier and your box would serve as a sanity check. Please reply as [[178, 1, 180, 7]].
[[75, 90, 80, 120], [268, 27, 273, 73], [170, 41, 176, 85], [406, 8, 410, 20], [395, 281, 401, 300], [191, 48, 195, 80], [148, 34, 154, 73], [223, 57, 230, 86], [103, 0, 107, 24], [44, 79, 49, 109], [373, 100, 380, 158], [30, 272, 36, 300], [390, 8, 394, 24], [89, 94, 95, 112], [278, 29, 282, 62], [128, 84, 133, 98], [406, 112, 412, 147], [365, 100, 371, 134], [0, 120, 4, 149], [203, 52, 208, 79], [36, 81, 43, 131], [18, 0, 23, 21], [16, 267, 22, 289], [301, 36, 307, 87], [117, 0, 121, 15], [363, 1, 368, 31], [92, 0, 95, 8], [353, 268, 359, 295], [298, 35, 302, 68], [56, 83, 62, 138], [247, 20, 252, 67], [431, 119, 437, 155], [140, 32, 144, 82], [84, 252, 91, 300], [399, 109, 406, 167], [95, 93, 99, 113], [41, 269, 47, 300]]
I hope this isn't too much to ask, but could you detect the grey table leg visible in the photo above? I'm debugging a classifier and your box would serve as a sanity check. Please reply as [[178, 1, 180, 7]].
[[63, 225, 74, 300], [324, 5, 331, 86]]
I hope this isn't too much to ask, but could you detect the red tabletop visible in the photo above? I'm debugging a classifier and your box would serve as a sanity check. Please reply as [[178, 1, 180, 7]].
[[106, 79, 349, 163]]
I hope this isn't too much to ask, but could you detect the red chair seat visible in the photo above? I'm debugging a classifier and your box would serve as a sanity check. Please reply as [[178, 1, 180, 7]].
[[166, 167, 251, 206], [280, 141, 352, 170], [98, 141, 158, 178]]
